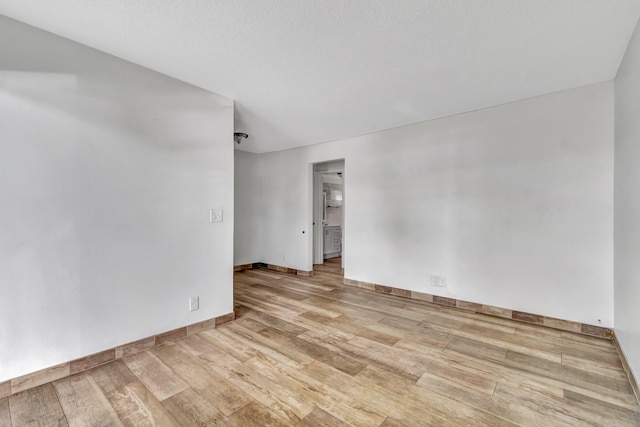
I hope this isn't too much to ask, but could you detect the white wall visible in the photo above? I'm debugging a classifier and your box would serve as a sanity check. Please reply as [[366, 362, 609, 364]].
[[0, 16, 234, 381], [234, 150, 262, 265], [237, 82, 614, 327], [614, 17, 640, 390]]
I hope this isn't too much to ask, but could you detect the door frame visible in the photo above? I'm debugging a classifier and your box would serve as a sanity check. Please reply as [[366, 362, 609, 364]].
[[311, 161, 345, 268]]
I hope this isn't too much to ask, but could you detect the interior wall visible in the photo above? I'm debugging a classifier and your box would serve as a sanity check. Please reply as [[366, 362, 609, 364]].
[[614, 17, 640, 389], [237, 82, 614, 327], [234, 150, 262, 265], [0, 16, 235, 381]]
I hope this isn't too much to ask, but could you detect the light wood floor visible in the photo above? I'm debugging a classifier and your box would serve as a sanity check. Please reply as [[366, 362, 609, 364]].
[[2, 257, 639, 426]]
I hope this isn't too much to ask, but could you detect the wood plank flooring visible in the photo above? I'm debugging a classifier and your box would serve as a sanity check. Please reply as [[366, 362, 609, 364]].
[[2, 257, 639, 426]]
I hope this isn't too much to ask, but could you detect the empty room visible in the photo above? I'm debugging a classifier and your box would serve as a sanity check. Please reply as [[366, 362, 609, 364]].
[[1, 1, 640, 425]]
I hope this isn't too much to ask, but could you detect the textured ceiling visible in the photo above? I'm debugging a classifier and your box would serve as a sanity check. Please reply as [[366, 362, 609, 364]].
[[1, 1, 639, 153]]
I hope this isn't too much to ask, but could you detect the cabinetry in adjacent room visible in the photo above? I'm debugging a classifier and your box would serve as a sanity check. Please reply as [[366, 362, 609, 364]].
[[323, 226, 342, 259]]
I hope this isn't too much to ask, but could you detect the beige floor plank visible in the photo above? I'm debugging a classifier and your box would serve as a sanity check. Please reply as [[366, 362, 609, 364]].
[[492, 382, 608, 426], [315, 349, 367, 376], [508, 326, 620, 365], [214, 322, 312, 369], [90, 360, 138, 395], [151, 341, 253, 416], [418, 319, 564, 363], [443, 335, 508, 362], [161, 388, 233, 426], [239, 269, 284, 280], [379, 417, 408, 427], [426, 303, 557, 335], [106, 381, 180, 427], [301, 296, 388, 325], [122, 351, 188, 401], [281, 277, 337, 292], [53, 373, 123, 427], [240, 285, 340, 317], [301, 361, 456, 427], [234, 292, 297, 318], [419, 357, 497, 395], [415, 368, 565, 426], [296, 406, 350, 427], [296, 293, 387, 317], [504, 350, 636, 402], [238, 305, 309, 336], [228, 401, 290, 427], [8, 383, 68, 427], [256, 324, 331, 361], [204, 349, 311, 424], [309, 311, 450, 354], [235, 291, 306, 317], [175, 333, 220, 357], [300, 311, 401, 347], [372, 316, 451, 350], [561, 353, 628, 380], [460, 318, 622, 367], [274, 310, 356, 341], [562, 389, 640, 426], [357, 364, 514, 427], [347, 335, 498, 395], [234, 316, 271, 332], [418, 368, 592, 427], [515, 326, 620, 357], [0, 397, 11, 427], [402, 339, 566, 400], [442, 337, 640, 409], [262, 276, 336, 294], [0, 383, 9, 401], [242, 287, 343, 319], [416, 309, 519, 336], [250, 283, 311, 301], [245, 352, 386, 426], [316, 292, 418, 321], [561, 329, 620, 348], [299, 331, 425, 382], [199, 327, 260, 362]]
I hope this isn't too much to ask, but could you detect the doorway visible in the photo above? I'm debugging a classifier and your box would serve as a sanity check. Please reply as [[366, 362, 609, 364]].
[[312, 160, 345, 271]]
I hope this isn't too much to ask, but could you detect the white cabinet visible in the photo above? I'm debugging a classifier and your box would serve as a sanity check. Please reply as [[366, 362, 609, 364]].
[[323, 226, 342, 259]]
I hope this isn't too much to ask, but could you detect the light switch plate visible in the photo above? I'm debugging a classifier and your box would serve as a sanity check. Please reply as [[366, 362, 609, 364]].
[[189, 296, 199, 311]]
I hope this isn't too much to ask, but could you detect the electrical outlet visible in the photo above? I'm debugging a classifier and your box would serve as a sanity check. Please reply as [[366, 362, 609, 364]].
[[209, 209, 223, 223], [189, 296, 199, 312], [430, 275, 447, 288]]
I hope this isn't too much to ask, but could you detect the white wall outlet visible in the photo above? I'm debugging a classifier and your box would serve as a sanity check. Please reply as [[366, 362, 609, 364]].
[[210, 209, 223, 223], [430, 275, 447, 288], [189, 296, 199, 311]]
